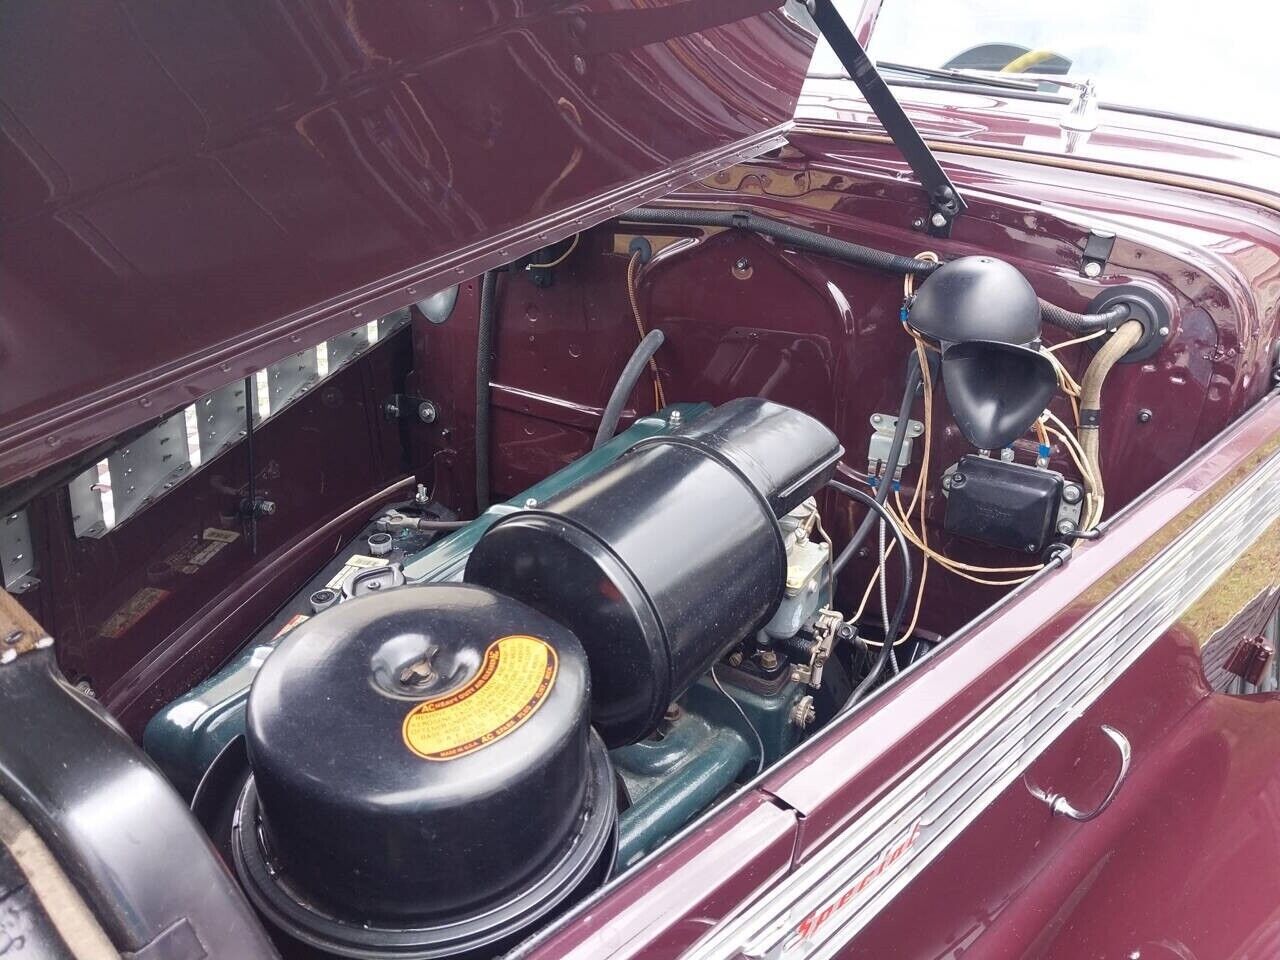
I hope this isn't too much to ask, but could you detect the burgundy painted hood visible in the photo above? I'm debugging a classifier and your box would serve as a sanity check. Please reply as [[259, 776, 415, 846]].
[[0, 1, 816, 485]]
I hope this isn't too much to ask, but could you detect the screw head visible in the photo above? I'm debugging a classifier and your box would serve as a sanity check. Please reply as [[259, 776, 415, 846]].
[[930, 212, 948, 228], [417, 400, 437, 424], [950, 473, 967, 488], [1137, 408, 1153, 424], [911, 217, 926, 231], [1057, 519, 1077, 535], [1082, 261, 1103, 278], [669, 410, 682, 424], [524, 498, 538, 509], [1062, 483, 1083, 504]]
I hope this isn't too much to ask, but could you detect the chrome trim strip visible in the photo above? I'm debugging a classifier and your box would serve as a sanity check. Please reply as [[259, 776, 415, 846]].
[[692, 444, 1280, 960]]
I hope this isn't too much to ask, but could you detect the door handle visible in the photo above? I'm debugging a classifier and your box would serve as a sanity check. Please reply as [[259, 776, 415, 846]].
[[1028, 724, 1131, 821]]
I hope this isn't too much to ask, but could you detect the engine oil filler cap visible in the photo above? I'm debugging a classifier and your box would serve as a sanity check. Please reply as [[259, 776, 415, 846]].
[[233, 583, 616, 959]]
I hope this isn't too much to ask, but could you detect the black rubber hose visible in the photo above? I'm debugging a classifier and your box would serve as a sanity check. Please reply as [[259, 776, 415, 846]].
[[475, 270, 497, 512], [412, 518, 472, 531], [1039, 299, 1129, 335], [623, 206, 1130, 337], [831, 359, 922, 576], [826, 481, 913, 711], [624, 207, 940, 276], [593, 329, 666, 450]]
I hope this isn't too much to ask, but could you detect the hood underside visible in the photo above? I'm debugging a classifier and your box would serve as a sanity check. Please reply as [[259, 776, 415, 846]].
[[0, 0, 817, 485]]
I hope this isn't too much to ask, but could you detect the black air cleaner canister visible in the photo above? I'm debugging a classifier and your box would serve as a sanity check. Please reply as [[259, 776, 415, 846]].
[[234, 584, 615, 959], [465, 398, 841, 746]]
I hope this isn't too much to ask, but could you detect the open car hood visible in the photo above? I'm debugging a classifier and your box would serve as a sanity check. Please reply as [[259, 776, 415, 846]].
[[0, 1, 817, 485]]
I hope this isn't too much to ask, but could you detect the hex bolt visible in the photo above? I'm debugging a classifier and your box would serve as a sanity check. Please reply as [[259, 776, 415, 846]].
[[930, 212, 948, 229], [1062, 483, 1083, 504], [669, 409, 682, 424], [1137, 408, 1153, 424], [759, 649, 779, 670], [727, 650, 744, 668], [1057, 519, 1077, 535]]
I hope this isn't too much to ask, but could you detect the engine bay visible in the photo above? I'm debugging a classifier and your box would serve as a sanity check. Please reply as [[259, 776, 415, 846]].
[[9, 154, 1261, 958]]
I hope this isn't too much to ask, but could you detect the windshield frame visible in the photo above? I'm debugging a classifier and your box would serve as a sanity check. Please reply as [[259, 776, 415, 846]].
[[810, 0, 1280, 141]]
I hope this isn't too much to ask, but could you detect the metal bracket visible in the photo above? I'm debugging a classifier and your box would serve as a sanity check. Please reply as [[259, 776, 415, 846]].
[[384, 395, 438, 424], [810, 0, 967, 236], [790, 608, 844, 689], [868, 414, 924, 479], [0, 509, 39, 595], [1079, 229, 1115, 278]]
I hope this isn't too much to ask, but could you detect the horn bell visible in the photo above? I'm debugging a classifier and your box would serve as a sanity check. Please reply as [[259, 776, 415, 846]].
[[908, 256, 1041, 345], [941, 340, 1058, 450]]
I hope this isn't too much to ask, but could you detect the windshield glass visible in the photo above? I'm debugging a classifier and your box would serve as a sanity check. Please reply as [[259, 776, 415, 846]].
[[810, 0, 1280, 133]]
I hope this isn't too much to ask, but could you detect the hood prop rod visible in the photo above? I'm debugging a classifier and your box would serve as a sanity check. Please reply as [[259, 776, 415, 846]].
[[809, 0, 966, 237]]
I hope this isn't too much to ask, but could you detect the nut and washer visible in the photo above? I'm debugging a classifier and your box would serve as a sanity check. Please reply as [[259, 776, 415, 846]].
[[789, 695, 817, 728]]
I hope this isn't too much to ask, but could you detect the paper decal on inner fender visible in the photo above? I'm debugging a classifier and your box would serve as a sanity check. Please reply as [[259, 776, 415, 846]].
[[402, 635, 558, 761]]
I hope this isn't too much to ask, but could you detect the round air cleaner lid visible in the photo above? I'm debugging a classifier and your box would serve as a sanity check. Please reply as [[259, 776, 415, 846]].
[[235, 584, 616, 958]]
